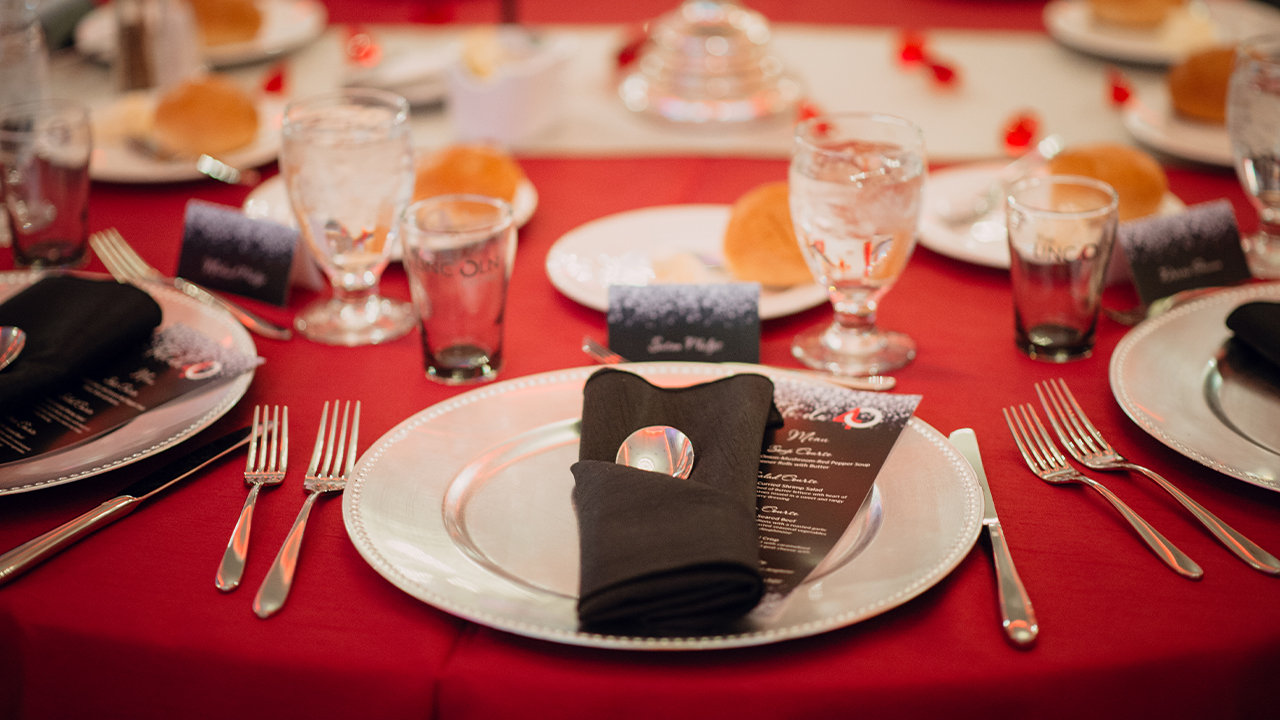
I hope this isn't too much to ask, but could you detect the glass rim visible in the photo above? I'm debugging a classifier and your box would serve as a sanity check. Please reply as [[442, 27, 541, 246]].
[[1006, 174, 1119, 219], [403, 194, 516, 235], [792, 111, 925, 154], [282, 87, 410, 131]]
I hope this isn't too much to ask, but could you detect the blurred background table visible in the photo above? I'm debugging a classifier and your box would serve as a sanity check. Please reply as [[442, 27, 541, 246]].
[[2, 2, 1278, 719]]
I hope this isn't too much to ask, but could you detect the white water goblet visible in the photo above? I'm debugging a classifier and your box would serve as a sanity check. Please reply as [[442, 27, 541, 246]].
[[281, 88, 416, 346], [1228, 34, 1280, 279], [788, 112, 927, 376]]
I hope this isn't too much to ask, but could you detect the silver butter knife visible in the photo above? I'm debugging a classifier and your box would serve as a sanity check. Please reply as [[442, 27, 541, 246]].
[[0, 425, 253, 587], [950, 428, 1039, 648]]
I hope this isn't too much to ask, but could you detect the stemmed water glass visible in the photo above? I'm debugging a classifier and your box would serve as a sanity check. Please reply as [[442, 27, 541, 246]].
[[281, 88, 417, 346], [788, 112, 927, 376], [1228, 34, 1280, 279]]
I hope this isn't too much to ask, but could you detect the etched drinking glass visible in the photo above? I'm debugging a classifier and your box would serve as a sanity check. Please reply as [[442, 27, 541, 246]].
[[281, 88, 416, 346], [1228, 34, 1280, 279], [788, 112, 926, 376]]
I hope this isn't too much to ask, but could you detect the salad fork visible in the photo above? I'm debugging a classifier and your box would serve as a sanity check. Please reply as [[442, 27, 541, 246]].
[[216, 405, 288, 592], [1003, 403, 1203, 580], [253, 400, 360, 619], [1036, 378, 1280, 575], [89, 228, 293, 341]]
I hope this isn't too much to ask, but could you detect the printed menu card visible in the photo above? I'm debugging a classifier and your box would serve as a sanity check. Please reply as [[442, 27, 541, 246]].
[[753, 381, 922, 616]]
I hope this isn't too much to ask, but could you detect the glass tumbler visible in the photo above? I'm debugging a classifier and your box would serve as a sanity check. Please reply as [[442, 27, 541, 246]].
[[1228, 34, 1280, 279], [1006, 175, 1119, 362], [401, 194, 516, 385], [788, 112, 926, 376], [281, 88, 416, 346]]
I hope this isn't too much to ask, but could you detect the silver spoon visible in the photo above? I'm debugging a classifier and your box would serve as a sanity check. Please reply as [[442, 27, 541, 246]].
[[616, 425, 695, 479], [0, 326, 26, 371]]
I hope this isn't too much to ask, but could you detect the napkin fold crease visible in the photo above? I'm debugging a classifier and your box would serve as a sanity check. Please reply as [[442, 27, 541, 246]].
[[571, 368, 778, 634]]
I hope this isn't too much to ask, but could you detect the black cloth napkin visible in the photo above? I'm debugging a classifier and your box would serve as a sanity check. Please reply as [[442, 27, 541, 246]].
[[1226, 301, 1280, 371], [571, 368, 778, 634], [0, 275, 162, 408]]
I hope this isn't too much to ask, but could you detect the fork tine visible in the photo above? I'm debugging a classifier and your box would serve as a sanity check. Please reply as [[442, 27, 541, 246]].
[[343, 401, 361, 478], [1002, 407, 1041, 473], [245, 405, 261, 474], [1034, 382, 1085, 459], [105, 228, 151, 280], [1051, 378, 1112, 453], [89, 231, 131, 282], [319, 400, 342, 478], [278, 406, 289, 476], [266, 405, 279, 475], [307, 401, 329, 477], [1024, 404, 1069, 469], [331, 401, 351, 478], [1013, 405, 1053, 471]]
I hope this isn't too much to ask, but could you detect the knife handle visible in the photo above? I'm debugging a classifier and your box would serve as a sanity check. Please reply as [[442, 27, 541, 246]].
[[987, 522, 1038, 648], [0, 497, 139, 587], [173, 277, 293, 341]]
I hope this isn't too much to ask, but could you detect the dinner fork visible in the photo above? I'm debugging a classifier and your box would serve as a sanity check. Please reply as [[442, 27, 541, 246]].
[[1036, 378, 1280, 575], [89, 228, 293, 341], [216, 405, 288, 592], [253, 400, 360, 619], [580, 336, 897, 391], [1003, 403, 1203, 580]]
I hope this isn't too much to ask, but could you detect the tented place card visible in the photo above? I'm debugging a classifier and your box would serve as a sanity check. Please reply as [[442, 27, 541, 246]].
[[0, 325, 261, 465], [1119, 199, 1252, 306], [178, 200, 303, 306], [751, 383, 922, 617], [606, 283, 760, 363]]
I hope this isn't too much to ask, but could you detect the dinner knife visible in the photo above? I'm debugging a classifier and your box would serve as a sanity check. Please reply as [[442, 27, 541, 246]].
[[949, 428, 1039, 649], [0, 425, 253, 588]]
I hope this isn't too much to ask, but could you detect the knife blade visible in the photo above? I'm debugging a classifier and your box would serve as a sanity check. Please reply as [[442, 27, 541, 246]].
[[0, 425, 253, 587], [949, 428, 1039, 648]]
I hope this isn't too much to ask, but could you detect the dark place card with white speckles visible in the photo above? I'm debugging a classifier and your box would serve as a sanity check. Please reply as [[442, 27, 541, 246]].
[[606, 283, 760, 363], [750, 384, 921, 619], [1120, 199, 1253, 306], [177, 200, 300, 307]]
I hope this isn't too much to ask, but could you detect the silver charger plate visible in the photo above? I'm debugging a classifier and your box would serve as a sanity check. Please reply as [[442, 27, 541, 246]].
[[343, 362, 983, 650], [0, 271, 255, 495], [1111, 282, 1280, 491]]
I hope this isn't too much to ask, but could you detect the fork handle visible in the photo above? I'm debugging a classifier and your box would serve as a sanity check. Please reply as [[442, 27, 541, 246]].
[[253, 491, 319, 618], [172, 277, 293, 341], [1084, 479, 1203, 580], [1126, 464, 1280, 575], [216, 483, 263, 592]]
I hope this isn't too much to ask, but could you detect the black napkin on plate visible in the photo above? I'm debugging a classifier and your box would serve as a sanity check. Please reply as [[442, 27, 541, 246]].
[[571, 368, 778, 634], [1226, 301, 1280, 371], [0, 275, 162, 408]]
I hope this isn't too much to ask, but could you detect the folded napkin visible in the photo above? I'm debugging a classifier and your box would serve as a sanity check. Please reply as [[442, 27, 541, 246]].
[[571, 368, 778, 634], [1226, 301, 1280, 371], [0, 276, 162, 408]]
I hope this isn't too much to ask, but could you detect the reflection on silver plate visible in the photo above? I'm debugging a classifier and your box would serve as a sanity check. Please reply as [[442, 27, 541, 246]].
[[1111, 282, 1280, 491], [343, 363, 983, 650], [0, 271, 255, 494]]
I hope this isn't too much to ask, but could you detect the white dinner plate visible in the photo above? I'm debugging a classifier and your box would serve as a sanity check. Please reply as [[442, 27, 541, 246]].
[[343, 362, 983, 650], [919, 163, 1187, 269], [1043, 0, 1280, 65], [90, 96, 285, 184], [1123, 90, 1232, 167], [75, 0, 328, 68], [242, 173, 539, 261], [1111, 282, 1280, 492], [544, 205, 828, 321], [0, 271, 255, 495]]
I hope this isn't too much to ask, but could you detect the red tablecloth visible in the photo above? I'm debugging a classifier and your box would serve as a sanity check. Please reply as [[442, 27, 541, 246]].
[[3, 2, 1279, 719]]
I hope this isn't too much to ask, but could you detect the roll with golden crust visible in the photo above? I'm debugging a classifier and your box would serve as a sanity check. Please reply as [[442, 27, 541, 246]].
[[1046, 143, 1169, 222], [1088, 0, 1185, 27], [152, 74, 259, 157], [1168, 46, 1234, 125], [413, 144, 526, 203], [188, 0, 262, 47], [722, 181, 813, 288]]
